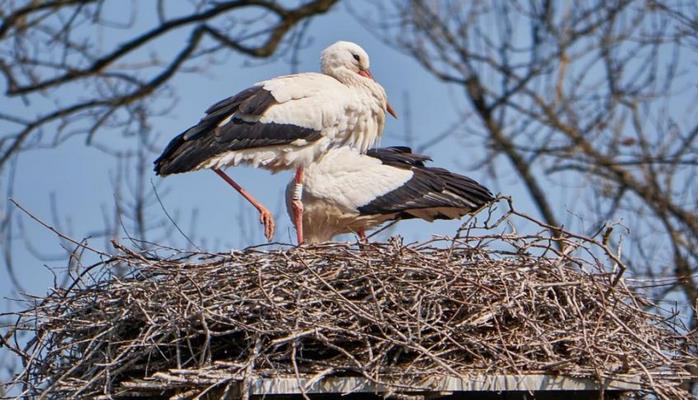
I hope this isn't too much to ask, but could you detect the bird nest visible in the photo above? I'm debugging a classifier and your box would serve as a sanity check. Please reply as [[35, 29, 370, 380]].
[[3, 204, 696, 399]]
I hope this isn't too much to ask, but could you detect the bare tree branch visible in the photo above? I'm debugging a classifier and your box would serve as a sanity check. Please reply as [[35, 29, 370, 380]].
[[0, 0, 338, 171], [362, 2, 698, 358]]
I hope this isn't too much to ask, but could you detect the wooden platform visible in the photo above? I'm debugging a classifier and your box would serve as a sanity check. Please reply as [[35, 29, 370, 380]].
[[243, 374, 641, 399]]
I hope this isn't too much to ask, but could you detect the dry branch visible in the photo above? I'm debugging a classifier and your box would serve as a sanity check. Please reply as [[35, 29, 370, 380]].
[[2, 209, 695, 399]]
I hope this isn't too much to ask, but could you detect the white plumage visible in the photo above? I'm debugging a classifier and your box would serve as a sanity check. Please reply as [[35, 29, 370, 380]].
[[154, 41, 396, 243], [198, 72, 388, 171], [286, 147, 494, 243], [155, 42, 394, 176], [299, 147, 414, 211]]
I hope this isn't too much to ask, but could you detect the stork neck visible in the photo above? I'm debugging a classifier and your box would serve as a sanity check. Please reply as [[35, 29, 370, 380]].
[[328, 68, 387, 103], [330, 68, 371, 88]]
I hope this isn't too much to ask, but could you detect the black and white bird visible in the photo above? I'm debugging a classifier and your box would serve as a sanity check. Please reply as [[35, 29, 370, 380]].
[[154, 41, 396, 243], [285, 146, 494, 243]]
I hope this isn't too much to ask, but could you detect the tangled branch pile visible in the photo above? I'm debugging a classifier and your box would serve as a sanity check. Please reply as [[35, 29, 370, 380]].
[[4, 211, 695, 399]]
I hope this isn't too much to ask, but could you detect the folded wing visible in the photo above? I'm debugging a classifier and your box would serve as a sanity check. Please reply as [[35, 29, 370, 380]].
[[154, 73, 351, 176], [357, 147, 494, 220]]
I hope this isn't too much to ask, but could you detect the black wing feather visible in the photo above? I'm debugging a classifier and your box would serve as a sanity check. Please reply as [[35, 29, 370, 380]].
[[154, 85, 320, 176], [358, 148, 494, 217], [366, 146, 432, 168]]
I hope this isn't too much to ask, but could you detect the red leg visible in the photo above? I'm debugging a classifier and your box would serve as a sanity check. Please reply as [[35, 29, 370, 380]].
[[291, 167, 304, 245], [357, 228, 367, 243], [213, 168, 275, 241]]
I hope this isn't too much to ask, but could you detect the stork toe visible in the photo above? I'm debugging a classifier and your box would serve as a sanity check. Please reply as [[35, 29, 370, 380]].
[[259, 208, 275, 241]]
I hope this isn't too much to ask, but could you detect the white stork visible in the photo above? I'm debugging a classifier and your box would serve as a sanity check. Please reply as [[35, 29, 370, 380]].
[[285, 146, 494, 243], [154, 41, 396, 243]]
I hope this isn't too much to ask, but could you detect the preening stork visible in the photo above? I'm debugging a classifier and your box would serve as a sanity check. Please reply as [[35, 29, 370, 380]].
[[154, 41, 396, 243], [286, 146, 494, 243]]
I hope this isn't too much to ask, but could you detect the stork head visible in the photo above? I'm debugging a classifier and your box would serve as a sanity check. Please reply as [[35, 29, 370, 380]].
[[321, 41, 397, 118], [321, 41, 370, 76]]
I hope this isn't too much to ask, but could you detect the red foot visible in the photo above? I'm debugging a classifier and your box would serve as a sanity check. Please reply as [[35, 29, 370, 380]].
[[259, 207, 275, 241]]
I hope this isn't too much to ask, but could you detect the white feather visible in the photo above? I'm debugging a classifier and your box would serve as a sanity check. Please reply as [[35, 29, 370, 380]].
[[200, 137, 335, 172], [206, 71, 387, 172], [159, 41, 392, 176], [285, 147, 413, 243], [302, 147, 413, 209], [286, 146, 486, 243], [259, 73, 385, 151]]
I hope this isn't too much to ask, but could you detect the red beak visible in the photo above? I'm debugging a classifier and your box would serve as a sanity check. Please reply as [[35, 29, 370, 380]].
[[386, 103, 397, 119], [358, 69, 373, 79], [358, 69, 398, 119]]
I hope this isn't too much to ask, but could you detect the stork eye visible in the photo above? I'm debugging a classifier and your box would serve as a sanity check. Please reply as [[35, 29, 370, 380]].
[[352, 53, 361, 62]]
